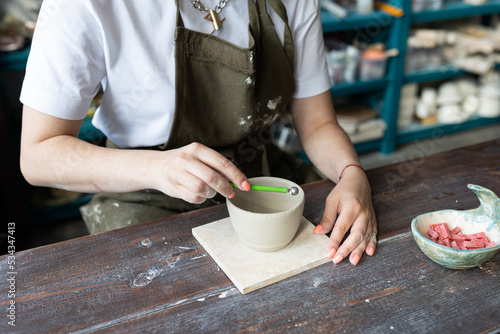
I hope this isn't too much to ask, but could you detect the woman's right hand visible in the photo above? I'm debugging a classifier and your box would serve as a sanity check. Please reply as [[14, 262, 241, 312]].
[[154, 142, 250, 204], [20, 106, 249, 201]]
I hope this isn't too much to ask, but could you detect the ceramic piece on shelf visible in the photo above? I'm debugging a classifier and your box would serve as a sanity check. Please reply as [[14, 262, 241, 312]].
[[227, 177, 304, 253], [415, 100, 431, 119], [411, 184, 500, 269], [319, 0, 348, 19], [480, 71, 500, 86], [344, 46, 360, 83], [454, 55, 494, 75], [420, 87, 437, 109], [359, 49, 387, 81], [412, 0, 426, 13], [0, 34, 25, 52], [399, 100, 416, 118], [437, 104, 469, 124], [462, 95, 479, 114], [356, 0, 374, 15], [479, 86, 500, 99], [436, 82, 462, 106], [463, 0, 489, 6], [478, 97, 500, 118], [401, 83, 419, 99], [455, 77, 478, 97]]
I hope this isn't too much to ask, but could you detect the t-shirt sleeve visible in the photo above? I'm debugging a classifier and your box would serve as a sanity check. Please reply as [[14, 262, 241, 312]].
[[20, 0, 105, 120], [291, 0, 331, 99]]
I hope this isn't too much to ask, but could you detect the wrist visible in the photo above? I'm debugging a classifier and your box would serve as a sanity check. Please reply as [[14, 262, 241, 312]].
[[338, 163, 366, 182]]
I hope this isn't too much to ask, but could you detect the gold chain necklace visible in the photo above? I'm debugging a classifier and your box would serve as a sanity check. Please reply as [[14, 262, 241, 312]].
[[187, 0, 231, 34]]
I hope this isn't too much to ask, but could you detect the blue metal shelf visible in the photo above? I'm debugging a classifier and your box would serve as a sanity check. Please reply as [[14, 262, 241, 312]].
[[404, 62, 500, 84], [404, 65, 467, 84], [330, 77, 389, 97], [321, 9, 395, 33], [412, 0, 500, 23], [354, 138, 383, 154], [79, 117, 105, 142], [35, 194, 93, 225], [397, 116, 500, 145], [0, 46, 30, 71]]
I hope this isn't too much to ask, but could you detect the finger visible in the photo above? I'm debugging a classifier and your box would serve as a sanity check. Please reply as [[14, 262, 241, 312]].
[[186, 161, 234, 198], [329, 211, 365, 264], [349, 221, 376, 265], [365, 219, 378, 256], [326, 203, 356, 249], [175, 173, 213, 204], [313, 195, 340, 236], [191, 143, 249, 192]]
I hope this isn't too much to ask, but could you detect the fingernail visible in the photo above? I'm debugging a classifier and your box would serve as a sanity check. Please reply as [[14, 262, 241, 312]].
[[327, 248, 336, 259], [351, 254, 360, 266], [333, 254, 343, 264], [242, 180, 251, 192], [228, 191, 235, 199], [313, 225, 322, 234], [366, 247, 375, 256]]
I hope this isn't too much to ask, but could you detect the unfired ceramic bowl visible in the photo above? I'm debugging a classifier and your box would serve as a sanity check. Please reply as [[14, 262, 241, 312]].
[[411, 184, 500, 269], [227, 177, 305, 252]]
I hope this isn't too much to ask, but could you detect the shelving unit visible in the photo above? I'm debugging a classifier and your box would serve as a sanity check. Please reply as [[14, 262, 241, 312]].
[[321, 0, 500, 154]]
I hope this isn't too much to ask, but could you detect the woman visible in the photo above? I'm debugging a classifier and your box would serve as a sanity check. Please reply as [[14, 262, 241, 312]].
[[20, 0, 377, 265]]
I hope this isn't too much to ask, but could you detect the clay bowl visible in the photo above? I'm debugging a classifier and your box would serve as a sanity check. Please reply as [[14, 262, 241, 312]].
[[226, 177, 304, 252], [411, 184, 500, 269]]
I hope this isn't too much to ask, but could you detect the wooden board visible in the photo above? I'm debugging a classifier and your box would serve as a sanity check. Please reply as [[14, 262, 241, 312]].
[[192, 217, 330, 294]]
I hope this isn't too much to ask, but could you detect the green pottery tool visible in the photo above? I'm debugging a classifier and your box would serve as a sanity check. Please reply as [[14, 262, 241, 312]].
[[230, 183, 299, 196]]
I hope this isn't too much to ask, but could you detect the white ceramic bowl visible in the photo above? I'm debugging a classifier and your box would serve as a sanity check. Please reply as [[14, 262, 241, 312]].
[[226, 177, 305, 252]]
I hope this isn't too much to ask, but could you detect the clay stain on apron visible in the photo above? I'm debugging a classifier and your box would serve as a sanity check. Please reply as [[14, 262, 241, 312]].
[[267, 96, 282, 110]]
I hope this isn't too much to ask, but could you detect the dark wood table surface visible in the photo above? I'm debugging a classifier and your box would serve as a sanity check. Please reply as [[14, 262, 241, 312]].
[[2, 139, 500, 334]]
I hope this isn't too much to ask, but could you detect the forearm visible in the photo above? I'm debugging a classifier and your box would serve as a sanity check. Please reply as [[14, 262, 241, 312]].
[[300, 121, 361, 182], [290, 91, 363, 182], [21, 134, 161, 193]]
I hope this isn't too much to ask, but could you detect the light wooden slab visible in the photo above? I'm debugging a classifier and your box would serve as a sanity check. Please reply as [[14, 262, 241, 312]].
[[192, 216, 330, 294]]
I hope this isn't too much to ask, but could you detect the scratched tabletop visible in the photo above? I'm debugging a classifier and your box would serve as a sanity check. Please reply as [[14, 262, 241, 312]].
[[1, 139, 500, 333]]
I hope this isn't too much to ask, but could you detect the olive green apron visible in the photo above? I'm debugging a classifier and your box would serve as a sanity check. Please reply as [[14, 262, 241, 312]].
[[80, 0, 320, 234]]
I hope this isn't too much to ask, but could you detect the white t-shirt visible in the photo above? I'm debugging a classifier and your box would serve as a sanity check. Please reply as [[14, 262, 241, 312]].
[[20, 0, 330, 148]]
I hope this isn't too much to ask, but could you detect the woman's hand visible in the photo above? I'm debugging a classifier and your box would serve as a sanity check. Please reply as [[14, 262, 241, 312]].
[[313, 167, 377, 265], [20, 106, 249, 201], [153, 142, 250, 204], [289, 91, 378, 266]]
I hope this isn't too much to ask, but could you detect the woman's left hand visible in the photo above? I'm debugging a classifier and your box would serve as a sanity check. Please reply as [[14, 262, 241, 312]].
[[313, 166, 377, 266]]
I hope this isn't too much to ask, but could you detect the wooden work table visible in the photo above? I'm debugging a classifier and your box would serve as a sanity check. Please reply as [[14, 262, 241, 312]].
[[1, 139, 500, 333]]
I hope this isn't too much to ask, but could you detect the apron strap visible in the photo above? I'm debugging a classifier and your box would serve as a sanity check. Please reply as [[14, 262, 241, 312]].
[[248, 0, 260, 45], [174, 0, 186, 29], [256, 0, 294, 67]]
